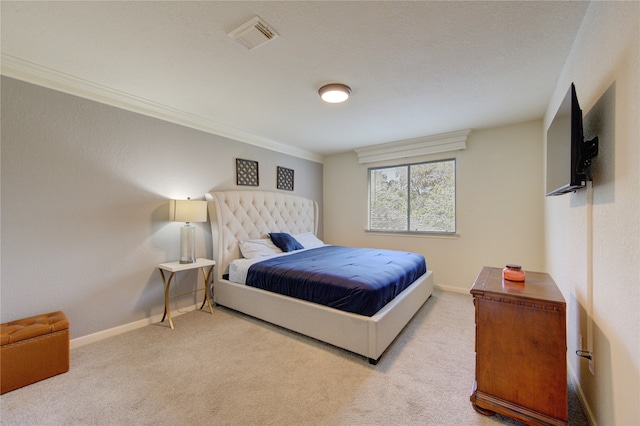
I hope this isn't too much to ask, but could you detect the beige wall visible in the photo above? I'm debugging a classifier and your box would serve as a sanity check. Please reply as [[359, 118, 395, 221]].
[[0, 77, 323, 340], [543, 2, 639, 425], [323, 120, 545, 291]]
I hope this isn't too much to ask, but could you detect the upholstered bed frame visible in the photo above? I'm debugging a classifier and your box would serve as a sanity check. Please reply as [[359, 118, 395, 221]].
[[205, 190, 433, 364]]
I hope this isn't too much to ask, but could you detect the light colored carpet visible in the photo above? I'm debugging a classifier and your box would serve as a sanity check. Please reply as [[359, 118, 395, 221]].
[[1, 290, 588, 425]]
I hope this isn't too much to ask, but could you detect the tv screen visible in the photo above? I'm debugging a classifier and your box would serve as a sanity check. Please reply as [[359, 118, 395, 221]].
[[545, 83, 597, 196]]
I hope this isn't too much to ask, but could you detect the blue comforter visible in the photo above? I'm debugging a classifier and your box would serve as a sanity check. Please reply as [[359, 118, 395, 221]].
[[245, 245, 427, 316]]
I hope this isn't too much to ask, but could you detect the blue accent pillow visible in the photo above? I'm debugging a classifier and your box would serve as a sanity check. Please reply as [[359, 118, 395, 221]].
[[269, 232, 304, 252]]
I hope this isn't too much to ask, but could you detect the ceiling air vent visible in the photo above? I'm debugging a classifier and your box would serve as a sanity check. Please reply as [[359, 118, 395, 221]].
[[228, 16, 279, 50]]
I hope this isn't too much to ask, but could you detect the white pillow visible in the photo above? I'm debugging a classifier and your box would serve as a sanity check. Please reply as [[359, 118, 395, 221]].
[[292, 232, 325, 249], [239, 238, 283, 259]]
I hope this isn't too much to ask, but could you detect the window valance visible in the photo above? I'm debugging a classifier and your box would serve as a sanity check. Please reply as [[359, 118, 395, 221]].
[[354, 129, 470, 164]]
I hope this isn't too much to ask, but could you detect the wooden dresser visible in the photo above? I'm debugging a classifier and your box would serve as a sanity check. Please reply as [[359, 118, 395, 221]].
[[470, 266, 568, 425]]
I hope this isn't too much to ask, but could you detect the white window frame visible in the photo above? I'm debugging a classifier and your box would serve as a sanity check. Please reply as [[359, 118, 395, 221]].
[[367, 158, 456, 235]]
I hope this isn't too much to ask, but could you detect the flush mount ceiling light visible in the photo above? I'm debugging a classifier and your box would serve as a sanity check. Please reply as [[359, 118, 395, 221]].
[[319, 83, 351, 103]]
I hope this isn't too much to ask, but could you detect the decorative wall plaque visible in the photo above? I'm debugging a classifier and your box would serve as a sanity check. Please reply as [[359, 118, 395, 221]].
[[236, 159, 259, 186], [277, 166, 294, 191]]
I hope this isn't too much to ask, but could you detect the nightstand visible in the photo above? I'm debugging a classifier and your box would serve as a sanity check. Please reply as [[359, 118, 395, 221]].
[[158, 258, 215, 329]]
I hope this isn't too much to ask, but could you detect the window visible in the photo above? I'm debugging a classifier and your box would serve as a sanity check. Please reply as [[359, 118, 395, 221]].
[[369, 159, 456, 234]]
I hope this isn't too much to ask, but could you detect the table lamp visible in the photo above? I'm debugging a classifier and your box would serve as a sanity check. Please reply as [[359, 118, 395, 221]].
[[169, 198, 207, 263]]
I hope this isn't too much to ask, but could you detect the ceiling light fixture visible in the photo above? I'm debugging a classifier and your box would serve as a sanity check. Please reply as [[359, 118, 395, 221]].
[[319, 83, 351, 103]]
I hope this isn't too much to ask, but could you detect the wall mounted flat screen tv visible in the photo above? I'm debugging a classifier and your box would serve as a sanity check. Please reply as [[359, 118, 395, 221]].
[[546, 83, 598, 196]]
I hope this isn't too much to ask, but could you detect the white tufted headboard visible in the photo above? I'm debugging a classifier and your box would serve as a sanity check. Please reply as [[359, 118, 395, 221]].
[[205, 191, 319, 282]]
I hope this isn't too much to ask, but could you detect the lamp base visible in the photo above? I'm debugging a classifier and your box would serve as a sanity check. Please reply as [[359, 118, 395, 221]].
[[179, 225, 196, 264]]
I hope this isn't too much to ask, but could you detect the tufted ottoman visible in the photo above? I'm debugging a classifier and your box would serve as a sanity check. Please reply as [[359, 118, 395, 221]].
[[1, 311, 69, 394]]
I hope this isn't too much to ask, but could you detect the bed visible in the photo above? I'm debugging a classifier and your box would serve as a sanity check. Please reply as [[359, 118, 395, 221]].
[[205, 190, 433, 364]]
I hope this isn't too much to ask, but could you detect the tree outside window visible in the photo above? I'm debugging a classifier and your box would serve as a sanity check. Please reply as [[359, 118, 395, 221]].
[[369, 159, 455, 233]]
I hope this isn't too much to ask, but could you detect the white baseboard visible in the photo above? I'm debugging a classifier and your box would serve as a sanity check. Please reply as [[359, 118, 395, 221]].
[[434, 284, 470, 294], [568, 362, 597, 426], [70, 303, 200, 349], [71, 286, 468, 349]]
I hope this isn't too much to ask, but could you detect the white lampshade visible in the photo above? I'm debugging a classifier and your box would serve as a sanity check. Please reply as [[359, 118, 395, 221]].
[[169, 199, 207, 263], [169, 199, 207, 223]]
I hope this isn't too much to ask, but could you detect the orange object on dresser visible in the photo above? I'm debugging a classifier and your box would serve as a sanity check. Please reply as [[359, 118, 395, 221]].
[[1, 311, 69, 394], [502, 264, 526, 281]]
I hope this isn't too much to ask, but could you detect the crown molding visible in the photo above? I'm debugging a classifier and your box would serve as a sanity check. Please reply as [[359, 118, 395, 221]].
[[1, 54, 324, 164], [354, 129, 470, 164]]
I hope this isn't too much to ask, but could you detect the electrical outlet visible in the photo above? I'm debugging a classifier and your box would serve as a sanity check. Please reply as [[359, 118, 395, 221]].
[[589, 353, 595, 375]]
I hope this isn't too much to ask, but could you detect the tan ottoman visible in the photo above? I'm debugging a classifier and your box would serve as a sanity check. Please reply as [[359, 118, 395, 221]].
[[1, 311, 69, 394]]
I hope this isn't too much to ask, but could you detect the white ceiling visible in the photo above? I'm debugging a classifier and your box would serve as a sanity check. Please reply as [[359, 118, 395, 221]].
[[1, 1, 589, 161]]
